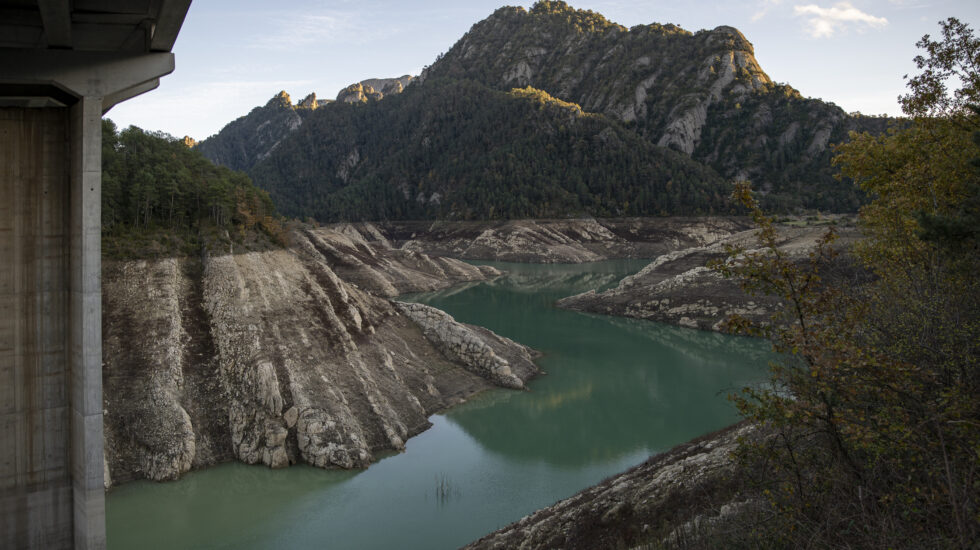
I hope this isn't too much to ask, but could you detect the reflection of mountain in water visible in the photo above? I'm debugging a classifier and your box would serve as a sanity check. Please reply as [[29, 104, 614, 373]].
[[484, 271, 623, 295], [601, 315, 774, 369], [405, 259, 646, 302], [412, 260, 768, 469]]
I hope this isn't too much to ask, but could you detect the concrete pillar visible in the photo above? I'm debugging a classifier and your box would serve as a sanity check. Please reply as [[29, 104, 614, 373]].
[[1, 50, 175, 550], [69, 97, 105, 550]]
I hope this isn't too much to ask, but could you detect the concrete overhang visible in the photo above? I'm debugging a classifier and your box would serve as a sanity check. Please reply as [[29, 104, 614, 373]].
[[0, 0, 190, 110], [0, 49, 175, 112]]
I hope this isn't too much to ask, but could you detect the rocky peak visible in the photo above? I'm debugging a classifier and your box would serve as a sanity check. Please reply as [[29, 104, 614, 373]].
[[336, 83, 375, 104], [199, 73, 412, 173], [429, 4, 773, 152], [336, 80, 405, 104], [706, 25, 755, 55], [197, 89, 312, 172], [266, 90, 293, 109], [360, 75, 415, 96], [298, 93, 319, 110]]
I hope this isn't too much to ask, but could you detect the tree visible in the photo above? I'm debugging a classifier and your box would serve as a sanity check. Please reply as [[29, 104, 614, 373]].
[[713, 18, 980, 549], [101, 120, 284, 258], [900, 17, 980, 118]]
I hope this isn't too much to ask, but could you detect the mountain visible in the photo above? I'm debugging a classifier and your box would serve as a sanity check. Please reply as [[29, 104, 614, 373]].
[[195, 91, 317, 173], [249, 78, 731, 221], [196, 77, 414, 173], [200, 1, 894, 222], [423, 0, 890, 210]]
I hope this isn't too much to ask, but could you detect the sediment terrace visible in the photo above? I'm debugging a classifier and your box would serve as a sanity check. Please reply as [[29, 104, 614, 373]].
[[103, 217, 846, 491], [102, 225, 537, 486], [557, 223, 861, 331]]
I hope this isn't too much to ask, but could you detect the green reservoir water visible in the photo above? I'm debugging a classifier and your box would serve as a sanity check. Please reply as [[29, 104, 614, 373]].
[[107, 260, 771, 550]]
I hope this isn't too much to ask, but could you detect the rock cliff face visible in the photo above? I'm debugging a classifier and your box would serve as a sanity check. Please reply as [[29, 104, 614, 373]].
[[557, 223, 860, 331], [430, 9, 769, 153], [102, 226, 536, 486]]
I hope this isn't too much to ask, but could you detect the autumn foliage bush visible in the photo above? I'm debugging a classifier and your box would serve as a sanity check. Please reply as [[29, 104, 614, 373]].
[[711, 18, 980, 549]]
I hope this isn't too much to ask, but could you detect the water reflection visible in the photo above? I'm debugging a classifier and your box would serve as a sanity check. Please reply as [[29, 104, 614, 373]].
[[409, 260, 770, 468], [108, 260, 769, 550], [107, 464, 360, 550]]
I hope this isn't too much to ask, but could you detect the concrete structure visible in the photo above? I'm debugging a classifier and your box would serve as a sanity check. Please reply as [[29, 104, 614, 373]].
[[0, 2, 190, 548]]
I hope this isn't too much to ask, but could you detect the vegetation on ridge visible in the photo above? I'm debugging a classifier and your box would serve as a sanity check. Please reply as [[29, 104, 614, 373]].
[[250, 78, 733, 221], [194, 91, 317, 173]]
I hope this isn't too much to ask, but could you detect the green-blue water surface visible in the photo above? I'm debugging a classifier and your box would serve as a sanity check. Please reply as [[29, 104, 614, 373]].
[[106, 260, 770, 549]]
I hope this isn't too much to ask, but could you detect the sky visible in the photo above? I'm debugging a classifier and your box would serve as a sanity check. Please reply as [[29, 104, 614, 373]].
[[107, 0, 980, 140]]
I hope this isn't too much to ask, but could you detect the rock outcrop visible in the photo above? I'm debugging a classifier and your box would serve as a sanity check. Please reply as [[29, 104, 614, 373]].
[[103, 259, 204, 484], [557, 223, 860, 331], [297, 92, 326, 110], [301, 223, 502, 295], [336, 83, 383, 104], [359, 75, 415, 96], [394, 302, 536, 390], [102, 227, 536, 486]]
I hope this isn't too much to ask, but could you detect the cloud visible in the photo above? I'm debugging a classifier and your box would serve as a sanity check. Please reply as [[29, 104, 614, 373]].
[[885, 0, 930, 6], [793, 2, 888, 37], [252, 12, 364, 51], [752, 0, 784, 22]]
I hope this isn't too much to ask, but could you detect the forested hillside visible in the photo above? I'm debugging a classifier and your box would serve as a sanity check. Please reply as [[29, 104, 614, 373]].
[[196, 78, 412, 173], [102, 120, 284, 258], [193, 91, 317, 173], [425, 0, 891, 211], [249, 79, 730, 221], [198, 0, 895, 222]]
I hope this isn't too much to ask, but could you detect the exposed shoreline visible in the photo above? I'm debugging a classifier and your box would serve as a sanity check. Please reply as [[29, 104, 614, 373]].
[[103, 215, 844, 550]]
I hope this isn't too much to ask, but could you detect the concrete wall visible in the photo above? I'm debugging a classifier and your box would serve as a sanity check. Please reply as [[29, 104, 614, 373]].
[[1, 100, 106, 549], [0, 107, 74, 549]]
